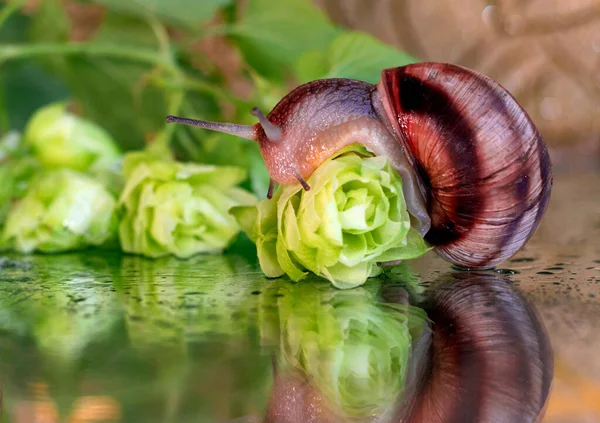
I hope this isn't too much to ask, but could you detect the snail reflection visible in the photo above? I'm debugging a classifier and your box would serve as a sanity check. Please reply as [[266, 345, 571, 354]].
[[255, 272, 553, 423]]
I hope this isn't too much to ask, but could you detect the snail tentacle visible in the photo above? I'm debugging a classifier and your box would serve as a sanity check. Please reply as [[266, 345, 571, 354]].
[[165, 115, 258, 141]]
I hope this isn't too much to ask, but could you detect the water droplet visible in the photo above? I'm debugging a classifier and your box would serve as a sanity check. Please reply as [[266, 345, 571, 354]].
[[481, 5, 496, 26], [451, 265, 494, 271], [510, 257, 536, 263], [494, 268, 520, 275]]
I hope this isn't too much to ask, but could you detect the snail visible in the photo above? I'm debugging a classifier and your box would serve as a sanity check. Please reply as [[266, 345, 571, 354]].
[[165, 62, 553, 269]]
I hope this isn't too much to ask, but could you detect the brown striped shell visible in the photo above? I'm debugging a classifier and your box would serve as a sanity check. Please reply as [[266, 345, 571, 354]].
[[377, 63, 553, 268]]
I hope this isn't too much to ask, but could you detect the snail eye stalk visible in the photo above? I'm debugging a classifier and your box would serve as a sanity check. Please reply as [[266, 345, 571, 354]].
[[251, 107, 282, 142]]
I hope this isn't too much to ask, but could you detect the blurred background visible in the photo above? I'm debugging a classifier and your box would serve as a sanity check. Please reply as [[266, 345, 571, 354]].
[[0, 0, 598, 172], [0, 0, 599, 422], [317, 0, 600, 167]]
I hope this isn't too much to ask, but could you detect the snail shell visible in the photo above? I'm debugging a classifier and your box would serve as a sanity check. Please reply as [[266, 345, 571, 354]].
[[166, 62, 553, 269], [378, 64, 553, 269]]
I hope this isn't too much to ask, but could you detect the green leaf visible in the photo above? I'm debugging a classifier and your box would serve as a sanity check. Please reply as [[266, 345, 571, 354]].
[[0, 61, 70, 131], [295, 31, 419, 84], [92, 11, 161, 48], [230, 0, 341, 81], [28, 0, 69, 43], [22, 11, 157, 150], [229, 205, 258, 242], [91, 0, 232, 29], [57, 58, 161, 151]]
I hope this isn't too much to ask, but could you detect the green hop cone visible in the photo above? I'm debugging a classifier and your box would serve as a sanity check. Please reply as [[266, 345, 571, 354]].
[[0, 169, 117, 253], [118, 154, 257, 259], [0, 157, 38, 224], [232, 145, 430, 289], [23, 102, 121, 171], [0, 132, 41, 226]]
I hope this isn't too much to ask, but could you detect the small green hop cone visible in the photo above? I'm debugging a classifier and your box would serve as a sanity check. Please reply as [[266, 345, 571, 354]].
[[118, 154, 257, 259], [23, 102, 121, 171], [1, 169, 117, 253]]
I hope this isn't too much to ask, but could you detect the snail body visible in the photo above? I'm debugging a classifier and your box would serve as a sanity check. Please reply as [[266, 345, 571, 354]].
[[166, 62, 553, 269]]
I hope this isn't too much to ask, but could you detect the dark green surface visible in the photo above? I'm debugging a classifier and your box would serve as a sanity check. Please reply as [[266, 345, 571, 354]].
[[0, 252, 275, 422], [0, 251, 423, 422]]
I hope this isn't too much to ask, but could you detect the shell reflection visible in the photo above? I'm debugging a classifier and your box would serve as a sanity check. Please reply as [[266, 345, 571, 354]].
[[260, 273, 554, 423], [398, 272, 554, 423]]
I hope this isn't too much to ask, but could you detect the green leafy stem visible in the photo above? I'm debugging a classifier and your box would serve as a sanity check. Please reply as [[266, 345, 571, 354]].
[[0, 42, 243, 105], [0, 1, 250, 150]]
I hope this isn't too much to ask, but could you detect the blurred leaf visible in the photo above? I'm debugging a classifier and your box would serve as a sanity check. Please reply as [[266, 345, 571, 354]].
[[246, 144, 270, 198], [1, 62, 69, 130], [28, 0, 69, 43], [292, 49, 329, 83], [182, 130, 268, 197], [47, 57, 165, 150], [91, 0, 232, 29], [0, 8, 69, 131], [93, 11, 159, 47], [295, 31, 419, 84], [22, 10, 207, 151], [246, 69, 289, 111], [0, 7, 30, 42], [230, 0, 341, 81]]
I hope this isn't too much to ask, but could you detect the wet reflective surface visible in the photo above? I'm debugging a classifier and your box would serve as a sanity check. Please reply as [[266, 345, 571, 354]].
[[0, 169, 599, 423]]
